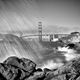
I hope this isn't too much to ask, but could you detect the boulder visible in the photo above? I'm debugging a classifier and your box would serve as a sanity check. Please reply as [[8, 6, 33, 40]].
[[44, 68, 51, 73], [1, 56, 80, 80], [0, 63, 31, 80], [44, 57, 80, 80], [25, 71, 45, 80], [3, 56, 36, 74], [0, 63, 19, 80], [36, 68, 43, 72], [21, 58, 36, 73]]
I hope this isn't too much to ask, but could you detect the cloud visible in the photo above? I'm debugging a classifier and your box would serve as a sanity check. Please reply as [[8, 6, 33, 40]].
[[0, 0, 80, 33], [0, 0, 39, 32]]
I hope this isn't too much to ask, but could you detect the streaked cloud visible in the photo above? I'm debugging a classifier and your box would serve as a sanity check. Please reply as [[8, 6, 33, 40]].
[[0, 0, 80, 33]]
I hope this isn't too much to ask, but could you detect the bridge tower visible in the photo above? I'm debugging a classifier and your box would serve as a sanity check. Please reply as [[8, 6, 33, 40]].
[[38, 22, 42, 41]]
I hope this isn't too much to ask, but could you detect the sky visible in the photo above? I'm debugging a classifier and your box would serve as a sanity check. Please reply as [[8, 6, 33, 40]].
[[0, 0, 80, 33]]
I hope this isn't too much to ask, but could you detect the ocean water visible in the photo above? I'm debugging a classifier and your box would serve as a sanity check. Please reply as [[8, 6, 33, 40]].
[[0, 33, 79, 70]]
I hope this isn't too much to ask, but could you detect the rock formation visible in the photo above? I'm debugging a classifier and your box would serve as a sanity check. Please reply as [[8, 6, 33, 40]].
[[0, 56, 80, 80]]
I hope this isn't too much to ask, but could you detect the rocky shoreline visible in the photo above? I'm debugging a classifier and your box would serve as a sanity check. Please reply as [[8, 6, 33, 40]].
[[0, 56, 80, 80]]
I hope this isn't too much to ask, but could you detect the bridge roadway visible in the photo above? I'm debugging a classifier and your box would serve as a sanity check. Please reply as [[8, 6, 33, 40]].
[[21, 34, 52, 37], [21, 33, 68, 38]]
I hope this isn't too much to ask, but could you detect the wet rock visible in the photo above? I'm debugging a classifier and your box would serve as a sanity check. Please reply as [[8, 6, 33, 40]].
[[26, 71, 45, 80], [44, 57, 80, 80], [0, 72, 7, 80], [44, 68, 51, 73], [1, 56, 80, 80], [0, 63, 19, 80], [21, 58, 36, 73], [36, 68, 43, 72], [0, 56, 36, 80], [3, 56, 36, 74], [0, 63, 31, 80], [51, 74, 67, 80], [76, 76, 80, 80]]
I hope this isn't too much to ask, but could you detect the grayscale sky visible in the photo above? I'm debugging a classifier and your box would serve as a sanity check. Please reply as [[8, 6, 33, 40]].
[[0, 0, 80, 33]]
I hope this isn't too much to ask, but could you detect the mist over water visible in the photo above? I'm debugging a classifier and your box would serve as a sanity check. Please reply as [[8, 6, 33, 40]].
[[0, 33, 80, 70], [0, 34, 43, 63]]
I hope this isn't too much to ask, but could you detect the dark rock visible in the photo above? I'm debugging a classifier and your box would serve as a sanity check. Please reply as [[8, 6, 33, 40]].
[[0, 56, 37, 80], [0, 72, 7, 80], [44, 68, 51, 73], [21, 58, 36, 73], [44, 57, 80, 80], [67, 43, 75, 49], [0, 63, 31, 80], [51, 74, 67, 80], [36, 68, 43, 72], [76, 76, 80, 80], [0, 63, 19, 80], [26, 71, 45, 80], [1, 56, 80, 80], [3, 56, 36, 74]]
